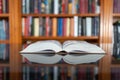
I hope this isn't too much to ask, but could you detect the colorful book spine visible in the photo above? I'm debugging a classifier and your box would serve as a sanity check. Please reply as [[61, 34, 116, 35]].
[[34, 18, 39, 36], [54, 0, 59, 14]]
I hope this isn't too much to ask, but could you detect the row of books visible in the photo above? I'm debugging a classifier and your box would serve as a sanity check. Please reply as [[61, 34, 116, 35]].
[[111, 67, 120, 80], [113, 0, 120, 13], [113, 21, 120, 59], [22, 66, 97, 80], [0, 19, 9, 40], [22, 16, 99, 37], [0, 44, 9, 62], [22, 0, 100, 14], [0, 0, 8, 14], [0, 67, 9, 80]]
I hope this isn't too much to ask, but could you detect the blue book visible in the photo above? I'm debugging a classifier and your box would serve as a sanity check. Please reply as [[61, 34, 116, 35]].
[[0, 20, 6, 40], [38, 0, 41, 13], [0, 44, 6, 60], [57, 18, 63, 36]]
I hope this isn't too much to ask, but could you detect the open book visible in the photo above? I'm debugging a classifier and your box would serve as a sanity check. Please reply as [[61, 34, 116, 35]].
[[20, 40, 105, 64]]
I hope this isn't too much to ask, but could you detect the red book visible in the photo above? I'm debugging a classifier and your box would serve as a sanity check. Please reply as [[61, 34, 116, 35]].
[[24, 17, 30, 36], [80, 0, 86, 13], [0, 0, 2, 13], [45, 17, 50, 36], [63, 18, 66, 36], [61, 0, 65, 14], [85, 0, 88, 13], [92, 0, 96, 13]]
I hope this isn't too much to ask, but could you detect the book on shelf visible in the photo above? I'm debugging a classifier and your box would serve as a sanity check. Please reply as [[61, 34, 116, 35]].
[[20, 40, 105, 64], [22, 66, 95, 80], [113, 21, 120, 59], [22, 0, 100, 14], [22, 17, 99, 37], [0, 19, 9, 40]]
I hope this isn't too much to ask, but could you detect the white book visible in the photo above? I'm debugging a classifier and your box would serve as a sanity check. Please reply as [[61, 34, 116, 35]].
[[86, 17, 92, 36], [74, 16, 78, 37], [54, 0, 59, 14], [26, 0, 30, 14], [20, 40, 105, 64], [95, 0, 100, 13], [34, 18, 39, 36], [53, 66, 58, 80]]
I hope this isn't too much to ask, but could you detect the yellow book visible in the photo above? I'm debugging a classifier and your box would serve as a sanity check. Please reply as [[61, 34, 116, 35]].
[[34, 18, 39, 36], [52, 18, 57, 37]]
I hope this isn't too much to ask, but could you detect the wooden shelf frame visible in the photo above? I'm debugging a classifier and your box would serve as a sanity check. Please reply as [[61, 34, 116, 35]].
[[22, 36, 99, 40], [0, 14, 9, 17], [22, 13, 100, 17], [0, 40, 9, 44]]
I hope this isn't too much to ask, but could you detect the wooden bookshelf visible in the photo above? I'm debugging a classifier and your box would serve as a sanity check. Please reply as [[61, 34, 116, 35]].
[[0, 0, 114, 80]]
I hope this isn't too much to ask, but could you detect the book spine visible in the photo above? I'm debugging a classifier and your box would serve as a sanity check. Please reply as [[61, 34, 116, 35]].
[[113, 0, 118, 13], [45, 17, 51, 36], [74, 16, 78, 37], [54, 0, 59, 14], [78, 17, 82, 36], [0, 20, 6, 40], [68, 0, 72, 14], [39, 17, 44, 36], [34, 0, 39, 13], [26, 0, 30, 14], [38, 0, 41, 13], [70, 18, 74, 36], [91, 0, 96, 13], [95, 0, 100, 13], [2, 0, 6, 13], [34, 18, 39, 36], [86, 17, 92, 36], [52, 18, 57, 37], [57, 18, 63, 36], [66, 18, 70, 36], [22, 0, 26, 14], [0, 0, 2, 14]]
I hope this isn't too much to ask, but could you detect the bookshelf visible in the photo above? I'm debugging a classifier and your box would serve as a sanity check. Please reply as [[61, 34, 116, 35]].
[[111, 0, 120, 79], [0, 0, 11, 80], [0, 0, 114, 80]]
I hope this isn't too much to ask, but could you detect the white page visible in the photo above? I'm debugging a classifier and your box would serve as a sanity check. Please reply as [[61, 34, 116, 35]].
[[20, 40, 63, 53], [63, 40, 105, 53]]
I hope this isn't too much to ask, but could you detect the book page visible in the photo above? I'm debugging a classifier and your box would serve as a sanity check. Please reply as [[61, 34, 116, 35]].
[[20, 40, 63, 53], [63, 40, 105, 53]]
